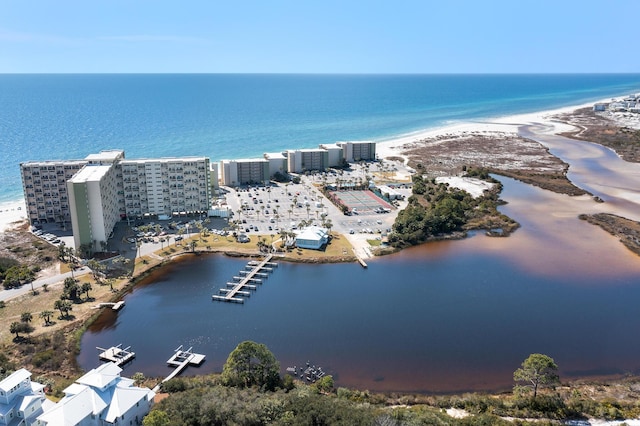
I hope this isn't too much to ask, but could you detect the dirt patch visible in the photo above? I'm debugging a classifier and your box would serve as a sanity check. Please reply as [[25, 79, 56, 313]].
[[401, 131, 587, 195], [0, 221, 59, 276]]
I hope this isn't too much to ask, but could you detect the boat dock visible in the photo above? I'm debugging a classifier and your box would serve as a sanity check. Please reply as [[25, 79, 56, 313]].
[[97, 344, 135, 366], [94, 301, 125, 311], [212, 254, 277, 303], [286, 361, 327, 383], [153, 346, 206, 392]]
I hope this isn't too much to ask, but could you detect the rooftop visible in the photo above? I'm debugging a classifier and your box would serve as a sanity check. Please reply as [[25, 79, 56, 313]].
[[68, 164, 113, 183]]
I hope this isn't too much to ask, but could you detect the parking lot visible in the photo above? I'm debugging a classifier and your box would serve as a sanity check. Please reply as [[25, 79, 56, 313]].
[[31, 159, 414, 259]]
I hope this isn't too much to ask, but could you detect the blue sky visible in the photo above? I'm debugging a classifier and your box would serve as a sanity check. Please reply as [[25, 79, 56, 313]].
[[1, 0, 638, 73]]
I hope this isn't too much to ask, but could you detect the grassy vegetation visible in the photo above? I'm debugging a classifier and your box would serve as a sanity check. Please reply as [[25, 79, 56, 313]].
[[146, 371, 640, 425], [389, 169, 519, 248]]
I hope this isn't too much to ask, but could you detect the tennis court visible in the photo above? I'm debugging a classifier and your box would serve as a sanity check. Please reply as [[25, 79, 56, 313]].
[[328, 190, 392, 214]]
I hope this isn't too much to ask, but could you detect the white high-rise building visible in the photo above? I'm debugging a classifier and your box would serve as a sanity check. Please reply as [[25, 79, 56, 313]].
[[336, 141, 377, 162], [220, 159, 270, 186], [20, 151, 213, 253]]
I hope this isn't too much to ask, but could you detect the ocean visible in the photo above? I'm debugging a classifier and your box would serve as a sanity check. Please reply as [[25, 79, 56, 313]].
[[1, 73, 640, 205]]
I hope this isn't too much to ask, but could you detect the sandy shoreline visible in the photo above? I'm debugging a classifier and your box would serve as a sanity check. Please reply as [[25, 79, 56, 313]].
[[0, 94, 637, 235], [374, 98, 613, 160], [0, 199, 27, 232]]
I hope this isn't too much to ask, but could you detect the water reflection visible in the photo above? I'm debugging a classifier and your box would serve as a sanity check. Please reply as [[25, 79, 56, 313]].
[[79, 127, 640, 393], [79, 175, 640, 393]]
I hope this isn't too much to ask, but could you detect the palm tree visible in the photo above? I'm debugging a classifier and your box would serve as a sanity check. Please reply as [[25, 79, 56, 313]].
[[39, 310, 53, 326], [106, 278, 116, 292], [21, 312, 32, 323], [81, 282, 92, 299]]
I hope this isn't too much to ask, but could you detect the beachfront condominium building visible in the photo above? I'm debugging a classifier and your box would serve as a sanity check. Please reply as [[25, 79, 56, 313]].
[[318, 143, 345, 167], [220, 159, 270, 186], [20, 150, 124, 227], [286, 149, 329, 173], [337, 141, 377, 162], [263, 152, 288, 178], [67, 164, 121, 253], [21, 150, 213, 252], [120, 157, 211, 218]]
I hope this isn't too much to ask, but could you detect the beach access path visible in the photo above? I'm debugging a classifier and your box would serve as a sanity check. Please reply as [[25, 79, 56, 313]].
[[0, 266, 91, 302]]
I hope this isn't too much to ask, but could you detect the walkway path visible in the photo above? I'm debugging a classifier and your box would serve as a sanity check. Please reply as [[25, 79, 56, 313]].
[[0, 266, 91, 302]]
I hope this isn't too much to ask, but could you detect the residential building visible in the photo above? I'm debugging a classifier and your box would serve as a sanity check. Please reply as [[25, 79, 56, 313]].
[[120, 157, 211, 218], [67, 164, 121, 253], [263, 152, 288, 178], [0, 368, 51, 426], [36, 362, 155, 426], [21, 160, 90, 226], [286, 149, 329, 173], [318, 144, 344, 167], [20, 150, 213, 252], [220, 159, 270, 186], [336, 141, 377, 162]]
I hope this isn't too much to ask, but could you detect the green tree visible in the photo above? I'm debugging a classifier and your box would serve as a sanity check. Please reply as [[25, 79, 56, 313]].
[[20, 312, 32, 323], [54, 299, 73, 319], [87, 259, 106, 283], [221, 340, 282, 390], [81, 282, 92, 299], [142, 410, 171, 426], [132, 372, 145, 385], [39, 310, 54, 326], [514, 353, 560, 399], [10, 321, 31, 339], [62, 277, 79, 300]]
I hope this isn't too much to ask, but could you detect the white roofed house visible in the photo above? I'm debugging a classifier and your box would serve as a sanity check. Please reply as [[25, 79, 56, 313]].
[[0, 369, 51, 426], [294, 226, 329, 250], [36, 362, 155, 426]]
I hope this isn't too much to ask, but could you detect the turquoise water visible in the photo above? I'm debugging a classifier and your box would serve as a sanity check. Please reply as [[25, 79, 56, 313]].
[[1, 74, 640, 203]]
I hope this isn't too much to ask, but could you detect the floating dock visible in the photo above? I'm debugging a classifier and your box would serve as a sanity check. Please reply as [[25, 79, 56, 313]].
[[97, 344, 135, 366], [212, 254, 277, 303], [153, 346, 206, 392], [94, 301, 125, 311]]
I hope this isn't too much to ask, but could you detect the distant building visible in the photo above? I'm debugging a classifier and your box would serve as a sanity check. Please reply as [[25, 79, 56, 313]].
[[286, 149, 329, 173], [295, 226, 329, 250], [220, 159, 270, 186], [263, 152, 288, 178], [318, 143, 344, 167], [0, 369, 51, 426], [336, 141, 376, 162], [36, 362, 155, 426], [593, 102, 607, 111], [376, 184, 404, 200]]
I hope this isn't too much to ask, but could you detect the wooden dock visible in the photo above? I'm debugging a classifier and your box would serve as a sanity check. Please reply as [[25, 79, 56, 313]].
[[153, 346, 206, 392], [94, 301, 125, 311], [212, 254, 277, 303], [97, 344, 135, 366]]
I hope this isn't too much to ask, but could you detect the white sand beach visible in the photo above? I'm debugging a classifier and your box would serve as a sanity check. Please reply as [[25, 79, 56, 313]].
[[375, 98, 612, 161], [0, 200, 27, 233]]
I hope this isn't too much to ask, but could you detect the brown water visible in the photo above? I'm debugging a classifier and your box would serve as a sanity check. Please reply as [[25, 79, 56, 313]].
[[79, 129, 640, 393]]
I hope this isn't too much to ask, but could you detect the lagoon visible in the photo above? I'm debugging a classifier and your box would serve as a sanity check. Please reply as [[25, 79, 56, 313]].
[[79, 175, 640, 394]]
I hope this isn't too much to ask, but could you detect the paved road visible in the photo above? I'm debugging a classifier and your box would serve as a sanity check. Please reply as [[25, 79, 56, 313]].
[[0, 266, 91, 302]]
